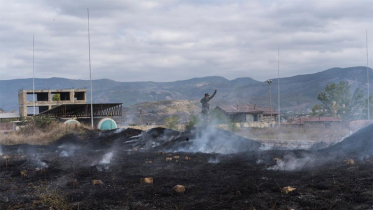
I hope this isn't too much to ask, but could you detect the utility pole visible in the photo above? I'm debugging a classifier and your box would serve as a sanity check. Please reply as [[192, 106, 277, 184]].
[[33, 34, 35, 116], [87, 8, 94, 128], [267, 79, 273, 123], [366, 30, 370, 120], [277, 47, 280, 125]]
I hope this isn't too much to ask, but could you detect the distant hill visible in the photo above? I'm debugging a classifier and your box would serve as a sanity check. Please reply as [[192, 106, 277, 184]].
[[0, 66, 372, 114]]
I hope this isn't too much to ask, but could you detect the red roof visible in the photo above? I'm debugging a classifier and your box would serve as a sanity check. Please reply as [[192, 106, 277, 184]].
[[215, 105, 278, 115]]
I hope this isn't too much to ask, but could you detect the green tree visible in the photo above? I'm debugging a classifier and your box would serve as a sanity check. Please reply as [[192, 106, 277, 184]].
[[310, 104, 326, 117], [316, 81, 364, 119], [52, 94, 60, 101]]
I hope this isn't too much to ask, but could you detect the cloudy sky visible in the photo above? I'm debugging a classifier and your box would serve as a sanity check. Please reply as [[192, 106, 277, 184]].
[[1, 0, 373, 82]]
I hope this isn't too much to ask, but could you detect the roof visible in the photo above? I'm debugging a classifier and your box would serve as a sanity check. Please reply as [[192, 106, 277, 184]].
[[215, 104, 278, 115], [0, 113, 20, 119], [38, 103, 122, 118], [286, 116, 342, 125]]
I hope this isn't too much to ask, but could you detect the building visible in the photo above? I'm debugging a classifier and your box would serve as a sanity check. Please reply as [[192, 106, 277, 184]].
[[18, 89, 86, 117], [0, 113, 20, 132], [212, 104, 278, 123]]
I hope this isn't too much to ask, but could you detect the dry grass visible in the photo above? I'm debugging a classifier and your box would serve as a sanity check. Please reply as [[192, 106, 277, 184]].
[[238, 126, 350, 142], [0, 121, 90, 145]]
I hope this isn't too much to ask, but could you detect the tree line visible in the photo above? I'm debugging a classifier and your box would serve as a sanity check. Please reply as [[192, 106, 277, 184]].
[[311, 81, 372, 120]]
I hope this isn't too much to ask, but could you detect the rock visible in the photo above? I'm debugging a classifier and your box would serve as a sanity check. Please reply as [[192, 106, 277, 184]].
[[20, 170, 27, 178], [166, 157, 173, 161], [344, 159, 355, 165], [92, 180, 104, 185], [173, 185, 185, 193], [282, 186, 296, 194], [141, 177, 153, 184]]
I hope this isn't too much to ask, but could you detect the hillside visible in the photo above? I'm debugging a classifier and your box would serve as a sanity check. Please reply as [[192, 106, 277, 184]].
[[118, 100, 201, 125], [0, 66, 372, 113]]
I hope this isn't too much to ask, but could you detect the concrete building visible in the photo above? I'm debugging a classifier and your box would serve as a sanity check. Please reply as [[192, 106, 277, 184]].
[[18, 89, 86, 117], [213, 104, 278, 123]]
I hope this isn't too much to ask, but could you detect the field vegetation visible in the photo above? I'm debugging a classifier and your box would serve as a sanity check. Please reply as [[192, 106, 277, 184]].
[[0, 117, 89, 145]]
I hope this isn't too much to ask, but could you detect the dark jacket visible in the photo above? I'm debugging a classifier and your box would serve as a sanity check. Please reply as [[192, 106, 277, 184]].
[[200, 90, 217, 114]]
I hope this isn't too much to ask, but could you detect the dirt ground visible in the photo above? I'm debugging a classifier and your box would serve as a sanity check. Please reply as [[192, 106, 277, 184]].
[[1, 126, 373, 210]]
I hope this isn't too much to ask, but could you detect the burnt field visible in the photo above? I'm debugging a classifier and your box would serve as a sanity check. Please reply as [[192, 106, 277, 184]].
[[1, 125, 373, 210]]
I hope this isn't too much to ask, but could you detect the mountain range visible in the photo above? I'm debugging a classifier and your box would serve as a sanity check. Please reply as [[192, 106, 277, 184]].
[[0, 66, 371, 113]]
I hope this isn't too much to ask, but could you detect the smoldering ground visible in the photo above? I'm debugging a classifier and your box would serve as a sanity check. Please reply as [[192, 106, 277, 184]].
[[0, 124, 373, 209]]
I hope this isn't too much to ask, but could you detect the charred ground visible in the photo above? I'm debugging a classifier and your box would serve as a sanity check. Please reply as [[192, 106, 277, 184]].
[[1, 126, 373, 210]]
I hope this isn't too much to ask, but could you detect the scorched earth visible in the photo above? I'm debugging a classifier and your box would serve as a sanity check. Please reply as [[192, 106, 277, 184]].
[[1, 125, 373, 210]]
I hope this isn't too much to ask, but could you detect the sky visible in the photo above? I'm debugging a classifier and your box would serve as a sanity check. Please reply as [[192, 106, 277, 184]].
[[1, 0, 373, 82]]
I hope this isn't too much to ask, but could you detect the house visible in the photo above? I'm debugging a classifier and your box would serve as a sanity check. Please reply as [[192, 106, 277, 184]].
[[212, 104, 278, 123], [283, 116, 343, 128], [0, 113, 21, 132]]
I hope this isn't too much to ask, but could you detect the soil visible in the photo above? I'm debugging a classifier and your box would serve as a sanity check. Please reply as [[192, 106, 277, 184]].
[[1, 126, 373, 210]]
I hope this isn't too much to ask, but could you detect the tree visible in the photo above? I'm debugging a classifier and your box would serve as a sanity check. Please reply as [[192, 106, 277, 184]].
[[52, 94, 60, 101], [316, 81, 364, 119], [310, 104, 326, 117]]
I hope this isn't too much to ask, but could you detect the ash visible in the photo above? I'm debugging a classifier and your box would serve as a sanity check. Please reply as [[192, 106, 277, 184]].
[[1, 124, 373, 209]]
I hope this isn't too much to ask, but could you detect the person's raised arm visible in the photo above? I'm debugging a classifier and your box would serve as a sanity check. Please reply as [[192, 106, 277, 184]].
[[209, 90, 217, 100]]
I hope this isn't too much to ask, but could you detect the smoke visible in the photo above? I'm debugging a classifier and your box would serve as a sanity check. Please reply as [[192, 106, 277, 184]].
[[208, 157, 220, 164], [100, 151, 114, 164], [170, 126, 261, 154], [57, 144, 81, 157], [267, 154, 315, 171], [33, 155, 49, 170], [59, 151, 68, 157], [0, 146, 2, 156], [95, 151, 115, 171]]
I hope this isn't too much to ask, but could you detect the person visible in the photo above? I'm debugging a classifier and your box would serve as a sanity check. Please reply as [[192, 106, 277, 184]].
[[200, 90, 217, 124]]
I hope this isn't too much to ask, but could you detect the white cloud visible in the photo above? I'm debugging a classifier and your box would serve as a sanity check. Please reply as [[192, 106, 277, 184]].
[[1, 0, 373, 82]]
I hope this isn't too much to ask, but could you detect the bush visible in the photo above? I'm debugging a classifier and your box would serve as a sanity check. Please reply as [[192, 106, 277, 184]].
[[228, 123, 240, 132], [184, 115, 199, 131], [165, 115, 179, 130]]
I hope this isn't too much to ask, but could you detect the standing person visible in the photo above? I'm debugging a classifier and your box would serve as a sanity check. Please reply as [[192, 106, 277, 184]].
[[200, 90, 217, 124]]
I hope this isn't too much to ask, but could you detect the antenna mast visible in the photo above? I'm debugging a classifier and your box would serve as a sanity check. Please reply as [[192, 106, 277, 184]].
[[277, 47, 280, 125], [367, 30, 370, 120], [33, 34, 35, 116], [88, 9, 94, 128]]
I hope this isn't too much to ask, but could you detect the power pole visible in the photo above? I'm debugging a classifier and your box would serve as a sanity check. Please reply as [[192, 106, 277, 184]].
[[267, 79, 273, 123], [87, 8, 94, 128], [277, 47, 280, 125], [367, 30, 370, 120]]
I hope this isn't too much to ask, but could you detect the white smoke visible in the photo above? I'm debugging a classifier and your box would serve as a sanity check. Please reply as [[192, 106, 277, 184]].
[[208, 157, 220, 164], [267, 154, 314, 171], [0, 146, 2, 156], [57, 144, 80, 157], [100, 152, 114, 164], [171, 126, 258, 154], [95, 151, 114, 171], [59, 150, 68, 157]]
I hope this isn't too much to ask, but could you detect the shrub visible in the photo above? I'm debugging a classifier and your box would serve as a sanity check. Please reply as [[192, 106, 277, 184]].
[[165, 115, 179, 130], [184, 115, 199, 131]]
